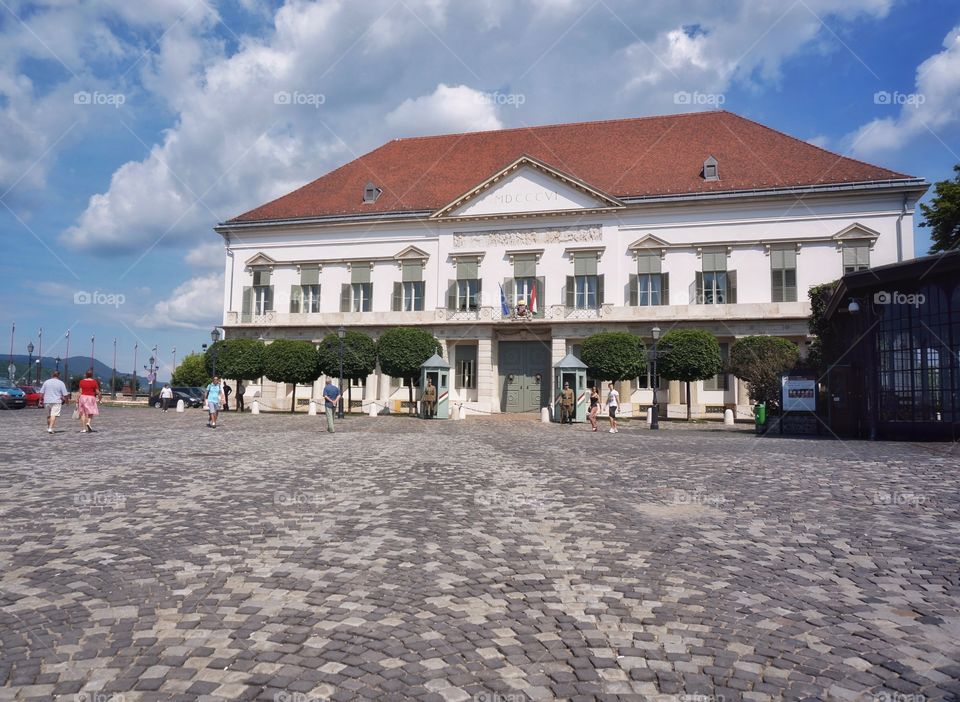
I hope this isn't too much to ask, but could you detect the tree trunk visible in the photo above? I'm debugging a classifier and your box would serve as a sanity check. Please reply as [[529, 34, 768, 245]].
[[408, 380, 414, 415], [686, 380, 691, 421], [348, 383, 352, 415], [290, 383, 296, 413]]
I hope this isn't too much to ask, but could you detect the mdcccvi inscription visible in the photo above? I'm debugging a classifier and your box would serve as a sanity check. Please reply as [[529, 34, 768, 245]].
[[453, 224, 602, 248]]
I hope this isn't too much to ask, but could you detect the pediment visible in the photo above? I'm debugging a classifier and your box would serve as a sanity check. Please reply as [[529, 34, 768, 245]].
[[433, 156, 624, 219], [628, 234, 670, 250], [245, 252, 277, 267], [394, 245, 430, 260], [832, 223, 881, 242]]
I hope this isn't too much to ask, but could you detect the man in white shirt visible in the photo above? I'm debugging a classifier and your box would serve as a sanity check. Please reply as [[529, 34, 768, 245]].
[[159, 384, 174, 412], [38, 371, 70, 434]]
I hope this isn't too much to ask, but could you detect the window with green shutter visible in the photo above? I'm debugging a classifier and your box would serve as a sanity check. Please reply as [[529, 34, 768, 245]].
[[842, 242, 870, 273], [770, 247, 797, 302]]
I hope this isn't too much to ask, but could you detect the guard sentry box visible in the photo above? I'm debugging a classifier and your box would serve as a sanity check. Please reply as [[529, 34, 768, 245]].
[[553, 352, 588, 423], [419, 353, 450, 419]]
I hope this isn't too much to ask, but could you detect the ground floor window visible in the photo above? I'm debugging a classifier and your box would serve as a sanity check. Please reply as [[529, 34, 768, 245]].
[[455, 344, 477, 389]]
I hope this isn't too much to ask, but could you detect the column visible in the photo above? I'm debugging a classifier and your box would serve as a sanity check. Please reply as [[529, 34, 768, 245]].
[[478, 337, 494, 413], [688, 379, 701, 419]]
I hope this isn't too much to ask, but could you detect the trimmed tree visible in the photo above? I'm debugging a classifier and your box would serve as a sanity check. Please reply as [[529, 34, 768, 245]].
[[580, 332, 646, 382], [204, 339, 265, 381], [317, 330, 377, 413], [376, 327, 442, 414], [658, 329, 723, 420], [263, 339, 321, 412], [729, 336, 800, 408], [172, 352, 210, 387], [922, 164, 960, 253], [807, 281, 839, 374]]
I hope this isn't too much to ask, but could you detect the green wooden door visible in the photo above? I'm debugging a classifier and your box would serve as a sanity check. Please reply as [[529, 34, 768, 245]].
[[499, 341, 550, 413]]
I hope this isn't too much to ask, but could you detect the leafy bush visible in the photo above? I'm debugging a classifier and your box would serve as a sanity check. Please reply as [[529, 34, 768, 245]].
[[376, 327, 442, 412], [263, 339, 321, 412], [172, 352, 210, 387], [205, 339, 265, 380], [580, 332, 646, 381], [729, 336, 800, 407], [658, 329, 723, 420]]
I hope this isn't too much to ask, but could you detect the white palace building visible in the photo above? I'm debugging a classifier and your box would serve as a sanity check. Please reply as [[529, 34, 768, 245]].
[[215, 111, 929, 418]]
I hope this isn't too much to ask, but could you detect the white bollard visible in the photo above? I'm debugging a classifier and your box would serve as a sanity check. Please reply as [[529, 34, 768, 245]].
[[368, 402, 378, 417], [459, 405, 466, 421], [724, 408, 734, 425], [176, 399, 184, 413], [646, 407, 652, 425], [308, 401, 317, 416], [541, 407, 551, 423], [251, 400, 260, 415]]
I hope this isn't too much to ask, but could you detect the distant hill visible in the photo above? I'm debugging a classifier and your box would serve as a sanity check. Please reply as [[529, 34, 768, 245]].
[[5, 355, 156, 386]]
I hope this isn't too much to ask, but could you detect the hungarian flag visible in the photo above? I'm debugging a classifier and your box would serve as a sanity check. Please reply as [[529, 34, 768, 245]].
[[528, 284, 538, 314]]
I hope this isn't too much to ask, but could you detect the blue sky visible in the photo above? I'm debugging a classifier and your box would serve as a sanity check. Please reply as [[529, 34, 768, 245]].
[[1, 0, 958, 379]]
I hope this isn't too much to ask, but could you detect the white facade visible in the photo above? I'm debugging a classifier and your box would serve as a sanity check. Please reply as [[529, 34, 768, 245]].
[[216, 159, 926, 417]]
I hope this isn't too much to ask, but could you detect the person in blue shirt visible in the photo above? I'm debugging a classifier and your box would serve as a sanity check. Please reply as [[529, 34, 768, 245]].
[[205, 376, 224, 428], [322, 377, 341, 433]]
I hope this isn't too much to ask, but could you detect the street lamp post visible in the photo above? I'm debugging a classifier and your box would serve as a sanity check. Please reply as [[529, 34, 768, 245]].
[[55, 356, 61, 373], [146, 354, 157, 397], [111, 338, 117, 400], [90, 335, 95, 373], [210, 328, 221, 377], [172, 347, 177, 375], [26, 341, 34, 384], [64, 330, 70, 384], [132, 342, 138, 399], [650, 326, 661, 431], [37, 328, 42, 383], [337, 325, 346, 419]]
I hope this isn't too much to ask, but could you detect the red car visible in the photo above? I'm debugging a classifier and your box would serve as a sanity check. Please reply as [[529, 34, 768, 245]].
[[18, 386, 43, 408]]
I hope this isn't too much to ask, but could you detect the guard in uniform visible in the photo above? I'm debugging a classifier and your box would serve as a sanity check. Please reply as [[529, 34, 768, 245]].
[[422, 377, 437, 418], [561, 381, 575, 424]]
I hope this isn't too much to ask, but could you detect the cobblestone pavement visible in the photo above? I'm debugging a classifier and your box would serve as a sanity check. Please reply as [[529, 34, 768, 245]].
[[1, 407, 959, 702]]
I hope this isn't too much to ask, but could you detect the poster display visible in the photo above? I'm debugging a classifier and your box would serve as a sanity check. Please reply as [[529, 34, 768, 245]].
[[782, 376, 816, 412]]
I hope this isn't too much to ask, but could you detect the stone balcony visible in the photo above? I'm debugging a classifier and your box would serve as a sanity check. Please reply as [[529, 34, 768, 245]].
[[225, 300, 811, 328]]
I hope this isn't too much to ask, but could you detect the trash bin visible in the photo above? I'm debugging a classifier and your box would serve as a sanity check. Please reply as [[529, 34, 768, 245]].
[[754, 402, 766, 434]]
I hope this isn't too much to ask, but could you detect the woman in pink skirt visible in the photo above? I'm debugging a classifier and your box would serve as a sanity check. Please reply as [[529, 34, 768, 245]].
[[77, 369, 102, 433]]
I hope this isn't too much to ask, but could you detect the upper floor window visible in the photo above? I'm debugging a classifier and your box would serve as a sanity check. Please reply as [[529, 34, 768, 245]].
[[341, 263, 372, 312], [692, 250, 737, 305], [842, 242, 870, 273], [242, 269, 273, 320], [504, 254, 543, 316], [770, 247, 797, 303], [448, 257, 481, 311], [290, 266, 321, 313], [393, 260, 425, 311], [566, 252, 604, 309], [630, 252, 669, 306]]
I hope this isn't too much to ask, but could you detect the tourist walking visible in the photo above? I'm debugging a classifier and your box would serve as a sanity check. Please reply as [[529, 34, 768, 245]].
[[77, 370, 101, 433], [223, 383, 232, 411], [159, 384, 173, 412], [236, 381, 245, 412], [587, 385, 600, 432], [38, 370, 70, 434], [606, 382, 619, 433], [205, 376, 224, 428], [322, 377, 340, 433]]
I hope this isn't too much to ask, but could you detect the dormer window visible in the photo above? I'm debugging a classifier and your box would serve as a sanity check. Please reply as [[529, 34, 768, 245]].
[[363, 182, 382, 204], [702, 156, 719, 181]]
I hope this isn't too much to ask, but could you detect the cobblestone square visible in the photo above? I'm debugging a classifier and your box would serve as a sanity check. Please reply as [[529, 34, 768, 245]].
[[1, 408, 958, 701]]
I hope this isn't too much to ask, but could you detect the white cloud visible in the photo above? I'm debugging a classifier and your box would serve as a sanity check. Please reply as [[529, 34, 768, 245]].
[[385, 84, 503, 137], [185, 241, 226, 268], [137, 273, 224, 330], [848, 25, 960, 156]]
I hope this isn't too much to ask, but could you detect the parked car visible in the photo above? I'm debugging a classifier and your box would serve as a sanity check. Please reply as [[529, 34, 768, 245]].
[[0, 379, 27, 409], [149, 387, 202, 409], [18, 385, 43, 408]]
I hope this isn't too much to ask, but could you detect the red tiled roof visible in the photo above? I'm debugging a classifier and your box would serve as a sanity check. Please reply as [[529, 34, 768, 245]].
[[229, 110, 912, 223]]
